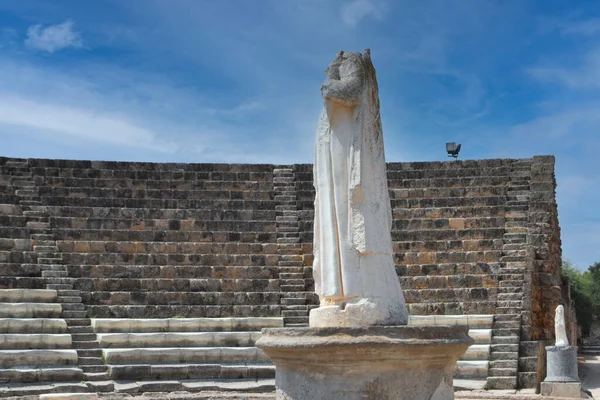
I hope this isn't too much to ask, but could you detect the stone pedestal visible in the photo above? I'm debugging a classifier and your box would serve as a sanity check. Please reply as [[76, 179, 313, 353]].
[[541, 346, 581, 398], [545, 346, 579, 382], [256, 326, 472, 400]]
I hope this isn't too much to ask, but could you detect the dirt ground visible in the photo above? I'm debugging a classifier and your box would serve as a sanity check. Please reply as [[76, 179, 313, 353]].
[[580, 354, 600, 398]]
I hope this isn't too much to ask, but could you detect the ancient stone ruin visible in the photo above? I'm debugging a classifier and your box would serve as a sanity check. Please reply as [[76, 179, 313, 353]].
[[0, 154, 563, 397]]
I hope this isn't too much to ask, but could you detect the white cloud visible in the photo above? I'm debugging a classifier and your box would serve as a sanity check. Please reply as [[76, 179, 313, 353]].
[[528, 48, 600, 89], [0, 96, 177, 153], [25, 20, 83, 53], [340, 0, 384, 28], [560, 18, 600, 36]]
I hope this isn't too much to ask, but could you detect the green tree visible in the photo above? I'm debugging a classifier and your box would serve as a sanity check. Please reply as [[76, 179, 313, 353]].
[[588, 261, 600, 318], [562, 260, 594, 336]]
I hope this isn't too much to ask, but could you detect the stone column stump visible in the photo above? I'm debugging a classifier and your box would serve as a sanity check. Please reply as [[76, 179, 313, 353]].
[[256, 325, 472, 400]]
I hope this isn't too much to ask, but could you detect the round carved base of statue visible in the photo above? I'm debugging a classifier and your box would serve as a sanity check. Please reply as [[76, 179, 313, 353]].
[[255, 326, 473, 400], [309, 297, 407, 327]]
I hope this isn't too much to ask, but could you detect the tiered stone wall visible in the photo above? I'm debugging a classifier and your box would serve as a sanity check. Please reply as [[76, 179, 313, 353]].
[[0, 156, 563, 329], [2, 158, 281, 319], [0, 155, 565, 391]]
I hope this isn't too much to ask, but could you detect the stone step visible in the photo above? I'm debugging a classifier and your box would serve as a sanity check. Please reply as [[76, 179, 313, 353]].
[[499, 280, 523, 288], [493, 328, 520, 337], [0, 289, 57, 302], [57, 290, 81, 297], [486, 376, 517, 389], [493, 314, 521, 321], [0, 333, 71, 349], [35, 252, 61, 259], [494, 320, 520, 329], [65, 318, 91, 326], [72, 340, 99, 349], [72, 333, 97, 342], [81, 364, 107, 374], [518, 356, 538, 372], [104, 346, 269, 365], [62, 311, 87, 319], [108, 362, 275, 381], [496, 307, 522, 314], [33, 246, 59, 252], [408, 314, 494, 329], [0, 367, 83, 383], [57, 296, 82, 303], [47, 284, 73, 290], [489, 367, 516, 377], [492, 336, 519, 344], [79, 356, 104, 365], [38, 258, 64, 265], [97, 331, 261, 348], [20, 200, 42, 206], [0, 303, 62, 318], [280, 285, 305, 292], [0, 318, 67, 334], [279, 273, 304, 280], [281, 298, 306, 306], [39, 264, 66, 271], [497, 300, 522, 308], [497, 287, 522, 294], [497, 293, 522, 301], [280, 279, 306, 286], [490, 351, 518, 361], [91, 317, 283, 333], [518, 372, 537, 389], [460, 345, 490, 360], [26, 221, 49, 228], [0, 381, 89, 397], [68, 326, 94, 334], [455, 361, 488, 378], [0, 349, 78, 367], [77, 349, 102, 358], [15, 189, 37, 196], [61, 303, 85, 311], [45, 277, 75, 284], [113, 378, 275, 394], [31, 234, 55, 241], [490, 360, 517, 369], [84, 371, 109, 381], [283, 317, 309, 325], [469, 329, 492, 344], [282, 310, 308, 317]]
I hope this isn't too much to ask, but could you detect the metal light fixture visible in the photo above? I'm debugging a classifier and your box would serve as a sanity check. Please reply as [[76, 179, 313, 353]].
[[446, 142, 461, 159]]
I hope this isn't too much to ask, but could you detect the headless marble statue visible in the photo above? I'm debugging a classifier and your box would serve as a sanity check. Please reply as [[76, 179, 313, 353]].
[[555, 304, 569, 347], [309, 49, 408, 328]]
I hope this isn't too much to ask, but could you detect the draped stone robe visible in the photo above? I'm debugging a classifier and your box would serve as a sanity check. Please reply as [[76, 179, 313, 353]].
[[311, 50, 408, 327]]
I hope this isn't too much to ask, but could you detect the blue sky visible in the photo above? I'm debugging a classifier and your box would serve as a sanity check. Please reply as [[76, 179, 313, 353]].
[[0, 0, 598, 270]]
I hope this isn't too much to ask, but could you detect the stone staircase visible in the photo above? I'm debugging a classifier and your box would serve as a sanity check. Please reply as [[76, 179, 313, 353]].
[[7, 160, 113, 387], [0, 288, 88, 397], [581, 345, 600, 355], [410, 314, 494, 384], [27, 162, 280, 320], [274, 167, 314, 327], [486, 160, 531, 389], [91, 317, 279, 393], [0, 155, 563, 394]]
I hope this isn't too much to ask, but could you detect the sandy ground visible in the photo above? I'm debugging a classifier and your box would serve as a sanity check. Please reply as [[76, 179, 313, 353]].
[[580, 354, 600, 398]]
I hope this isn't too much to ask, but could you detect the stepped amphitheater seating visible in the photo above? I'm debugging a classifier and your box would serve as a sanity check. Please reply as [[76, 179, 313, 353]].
[[34, 162, 280, 320], [295, 159, 537, 389], [0, 156, 560, 393], [0, 289, 84, 390], [91, 317, 279, 392], [409, 314, 493, 386], [296, 161, 520, 316]]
